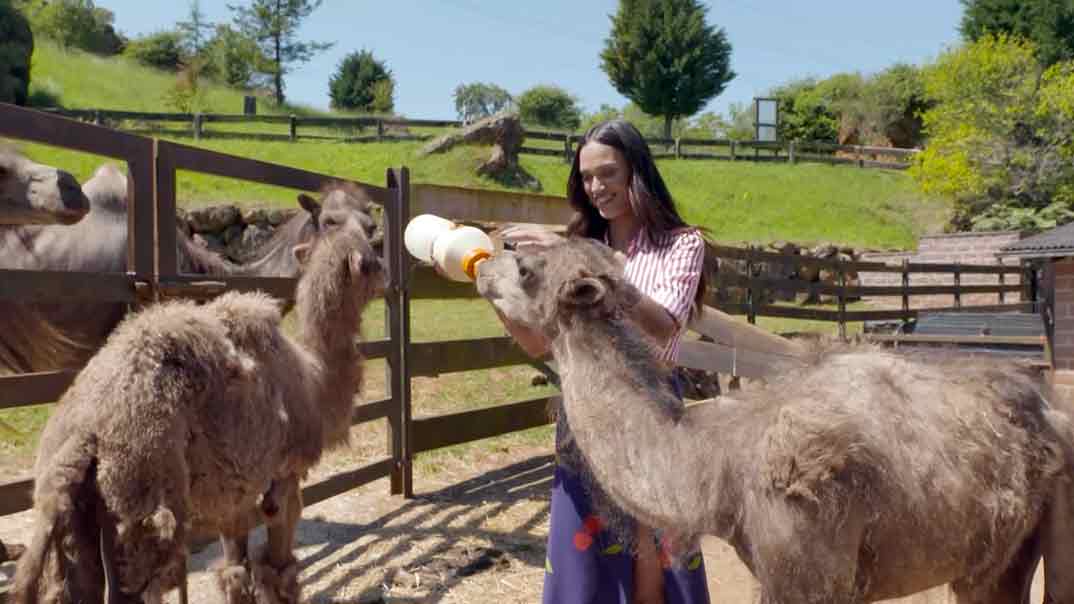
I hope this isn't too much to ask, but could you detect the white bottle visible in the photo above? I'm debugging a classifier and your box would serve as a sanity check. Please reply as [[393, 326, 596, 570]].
[[404, 214, 500, 282]]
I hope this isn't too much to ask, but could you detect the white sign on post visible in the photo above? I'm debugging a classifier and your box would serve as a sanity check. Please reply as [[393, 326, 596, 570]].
[[754, 98, 779, 142]]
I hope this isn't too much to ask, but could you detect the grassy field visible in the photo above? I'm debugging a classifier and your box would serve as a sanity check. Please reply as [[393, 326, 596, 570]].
[[0, 40, 947, 473]]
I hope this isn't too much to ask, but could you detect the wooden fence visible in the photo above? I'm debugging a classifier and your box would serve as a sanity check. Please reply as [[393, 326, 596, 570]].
[[40, 107, 919, 169], [0, 103, 1018, 527]]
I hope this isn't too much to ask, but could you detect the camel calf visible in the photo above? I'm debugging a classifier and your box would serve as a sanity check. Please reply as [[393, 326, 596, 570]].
[[475, 237, 1074, 604]]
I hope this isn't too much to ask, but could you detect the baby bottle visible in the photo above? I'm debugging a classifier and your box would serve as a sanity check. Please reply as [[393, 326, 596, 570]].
[[404, 214, 501, 282]]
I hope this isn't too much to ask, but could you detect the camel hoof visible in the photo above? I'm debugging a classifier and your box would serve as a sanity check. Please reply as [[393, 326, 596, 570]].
[[251, 556, 300, 604], [212, 562, 258, 604]]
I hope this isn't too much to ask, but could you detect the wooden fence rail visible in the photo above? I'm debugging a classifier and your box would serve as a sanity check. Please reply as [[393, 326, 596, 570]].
[[39, 107, 919, 169]]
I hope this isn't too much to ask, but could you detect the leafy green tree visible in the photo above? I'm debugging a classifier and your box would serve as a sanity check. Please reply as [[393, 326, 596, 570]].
[[328, 49, 394, 113], [453, 82, 513, 123], [911, 34, 1074, 231], [0, 0, 33, 105], [960, 0, 1074, 66], [177, 0, 213, 56], [516, 85, 582, 130], [601, 0, 735, 140], [124, 30, 184, 71], [203, 24, 263, 87], [229, 0, 333, 105], [26, 0, 121, 54]]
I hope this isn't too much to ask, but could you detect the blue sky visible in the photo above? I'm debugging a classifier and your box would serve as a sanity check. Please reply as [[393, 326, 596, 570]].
[[99, 1, 966, 120]]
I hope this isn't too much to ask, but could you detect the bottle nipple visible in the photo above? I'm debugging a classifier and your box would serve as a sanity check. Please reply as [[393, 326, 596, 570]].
[[462, 248, 492, 281]]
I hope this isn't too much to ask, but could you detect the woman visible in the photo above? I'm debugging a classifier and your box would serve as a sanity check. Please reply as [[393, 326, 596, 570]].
[[496, 119, 711, 604]]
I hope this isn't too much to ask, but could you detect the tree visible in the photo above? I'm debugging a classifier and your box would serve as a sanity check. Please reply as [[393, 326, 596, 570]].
[[960, 0, 1074, 66], [203, 24, 263, 87], [601, 0, 735, 140], [328, 49, 394, 113], [27, 0, 121, 54], [124, 30, 184, 71], [910, 34, 1074, 232], [516, 85, 582, 130], [229, 0, 333, 105], [177, 0, 214, 56], [0, 0, 33, 105], [453, 82, 513, 123]]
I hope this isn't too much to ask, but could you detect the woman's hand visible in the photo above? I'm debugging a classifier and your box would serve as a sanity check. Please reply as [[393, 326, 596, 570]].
[[495, 224, 563, 253]]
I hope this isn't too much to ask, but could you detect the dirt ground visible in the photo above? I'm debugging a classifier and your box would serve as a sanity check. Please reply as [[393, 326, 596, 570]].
[[0, 441, 1045, 604]]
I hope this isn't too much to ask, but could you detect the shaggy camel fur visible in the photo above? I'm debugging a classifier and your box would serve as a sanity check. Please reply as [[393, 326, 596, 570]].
[[0, 147, 88, 225], [13, 216, 384, 604], [475, 237, 1074, 604]]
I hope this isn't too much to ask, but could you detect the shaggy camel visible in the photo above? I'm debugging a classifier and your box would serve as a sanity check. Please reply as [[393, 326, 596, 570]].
[[13, 215, 384, 604], [0, 162, 376, 374], [0, 147, 88, 225], [475, 237, 1074, 604], [0, 148, 89, 566]]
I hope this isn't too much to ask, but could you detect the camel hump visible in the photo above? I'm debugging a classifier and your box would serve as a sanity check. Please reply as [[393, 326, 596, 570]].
[[82, 163, 128, 212], [206, 291, 282, 348]]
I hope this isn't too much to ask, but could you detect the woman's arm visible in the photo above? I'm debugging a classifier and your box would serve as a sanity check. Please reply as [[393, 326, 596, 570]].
[[494, 307, 551, 358]]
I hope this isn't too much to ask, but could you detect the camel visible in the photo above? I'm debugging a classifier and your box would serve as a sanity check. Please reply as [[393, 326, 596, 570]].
[[474, 237, 1074, 604], [12, 213, 384, 604], [0, 162, 376, 374], [0, 147, 89, 225]]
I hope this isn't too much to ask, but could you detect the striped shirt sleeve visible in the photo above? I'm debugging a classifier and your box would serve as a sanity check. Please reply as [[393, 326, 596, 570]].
[[648, 230, 705, 328]]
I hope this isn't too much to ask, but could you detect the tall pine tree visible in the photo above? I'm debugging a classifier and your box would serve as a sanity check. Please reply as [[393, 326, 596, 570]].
[[229, 0, 333, 105], [601, 0, 734, 140], [960, 0, 1074, 66]]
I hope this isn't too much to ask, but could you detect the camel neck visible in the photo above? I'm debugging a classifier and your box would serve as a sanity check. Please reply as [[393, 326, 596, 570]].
[[551, 316, 732, 538]]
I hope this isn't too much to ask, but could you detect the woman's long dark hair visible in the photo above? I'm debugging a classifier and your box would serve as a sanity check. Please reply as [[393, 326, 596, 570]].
[[565, 119, 710, 320]]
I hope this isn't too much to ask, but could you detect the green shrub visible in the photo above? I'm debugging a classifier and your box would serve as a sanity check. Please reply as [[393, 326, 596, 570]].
[[328, 49, 394, 113], [26, 0, 122, 55], [517, 85, 582, 131], [124, 30, 184, 71], [0, 0, 32, 105]]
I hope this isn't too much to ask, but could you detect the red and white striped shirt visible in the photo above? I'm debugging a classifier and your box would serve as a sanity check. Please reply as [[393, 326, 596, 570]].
[[613, 227, 705, 362]]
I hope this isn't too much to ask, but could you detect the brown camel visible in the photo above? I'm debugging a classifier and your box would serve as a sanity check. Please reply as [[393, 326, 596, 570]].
[[12, 214, 384, 604], [0, 162, 375, 374], [0, 147, 89, 225], [0, 148, 88, 565], [475, 237, 1074, 604]]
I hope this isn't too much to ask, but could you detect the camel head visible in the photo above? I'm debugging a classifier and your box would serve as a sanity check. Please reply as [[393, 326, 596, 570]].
[[475, 237, 640, 337], [296, 181, 379, 241], [0, 147, 89, 225], [292, 212, 385, 302]]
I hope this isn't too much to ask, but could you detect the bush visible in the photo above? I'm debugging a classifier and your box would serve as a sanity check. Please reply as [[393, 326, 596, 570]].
[[910, 34, 1074, 232], [201, 24, 262, 88], [453, 82, 513, 123], [124, 30, 184, 71], [770, 78, 841, 143], [26, 0, 122, 55], [0, 0, 33, 105], [516, 84, 582, 130], [328, 49, 394, 113]]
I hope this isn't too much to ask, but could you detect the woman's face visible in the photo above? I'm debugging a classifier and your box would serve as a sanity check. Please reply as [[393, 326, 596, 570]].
[[579, 142, 633, 222]]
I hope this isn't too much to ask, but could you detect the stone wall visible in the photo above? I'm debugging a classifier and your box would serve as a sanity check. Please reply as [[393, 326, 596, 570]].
[[178, 205, 303, 262]]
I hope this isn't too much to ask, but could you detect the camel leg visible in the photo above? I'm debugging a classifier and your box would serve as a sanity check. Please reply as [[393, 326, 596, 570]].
[[1041, 481, 1074, 603], [951, 531, 1040, 604], [253, 476, 302, 604], [751, 511, 863, 604], [215, 535, 256, 604]]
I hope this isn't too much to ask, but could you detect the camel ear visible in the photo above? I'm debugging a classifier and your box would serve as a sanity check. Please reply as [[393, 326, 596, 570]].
[[297, 194, 322, 228], [557, 276, 607, 309], [292, 242, 313, 266]]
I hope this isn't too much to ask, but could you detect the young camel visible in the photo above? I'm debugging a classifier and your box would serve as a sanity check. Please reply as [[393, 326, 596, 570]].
[[475, 237, 1074, 604], [13, 215, 384, 604]]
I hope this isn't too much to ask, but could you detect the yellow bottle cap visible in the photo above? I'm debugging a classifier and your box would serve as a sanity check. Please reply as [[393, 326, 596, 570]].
[[462, 248, 492, 281]]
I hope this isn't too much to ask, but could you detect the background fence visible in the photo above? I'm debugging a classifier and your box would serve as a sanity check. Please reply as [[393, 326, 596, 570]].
[[40, 107, 920, 169], [0, 104, 1021, 532]]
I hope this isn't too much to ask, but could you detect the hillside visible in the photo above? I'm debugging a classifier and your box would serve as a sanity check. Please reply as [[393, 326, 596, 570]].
[[19, 42, 951, 251]]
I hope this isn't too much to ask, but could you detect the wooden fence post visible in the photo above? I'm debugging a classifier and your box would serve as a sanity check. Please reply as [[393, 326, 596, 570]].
[[953, 260, 962, 309], [377, 119, 385, 142], [901, 258, 911, 324], [289, 114, 297, 142], [729, 140, 737, 161], [788, 141, 796, 164], [838, 260, 848, 341], [674, 138, 682, 159], [564, 134, 573, 164], [857, 145, 865, 168], [998, 264, 1006, 305], [385, 166, 413, 498], [192, 113, 203, 140], [746, 246, 757, 325]]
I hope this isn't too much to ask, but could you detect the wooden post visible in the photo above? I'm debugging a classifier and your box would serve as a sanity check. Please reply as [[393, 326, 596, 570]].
[[93, 109, 102, 126], [730, 140, 737, 161], [998, 265, 1006, 304], [901, 258, 911, 324], [385, 166, 413, 498], [857, 145, 865, 168], [788, 141, 796, 164], [564, 134, 573, 164], [288, 114, 297, 142], [838, 260, 848, 341], [746, 247, 757, 325], [192, 114, 203, 140], [674, 138, 682, 159], [953, 260, 961, 309], [377, 119, 385, 142]]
